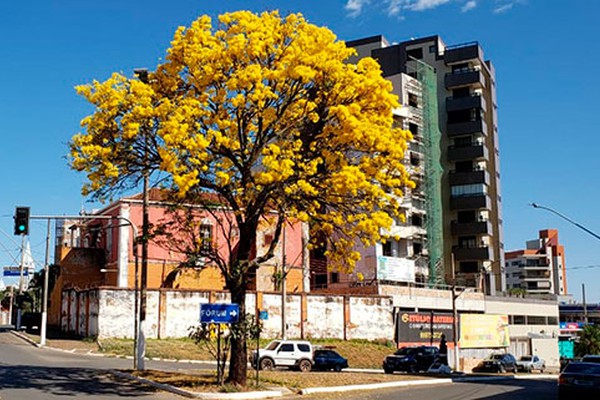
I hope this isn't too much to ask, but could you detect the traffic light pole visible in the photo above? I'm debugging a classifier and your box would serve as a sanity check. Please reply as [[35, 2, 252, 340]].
[[16, 234, 26, 330]]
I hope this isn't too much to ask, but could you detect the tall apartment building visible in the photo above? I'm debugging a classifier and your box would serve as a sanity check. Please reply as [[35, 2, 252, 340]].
[[347, 35, 504, 293], [505, 229, 568, 296]]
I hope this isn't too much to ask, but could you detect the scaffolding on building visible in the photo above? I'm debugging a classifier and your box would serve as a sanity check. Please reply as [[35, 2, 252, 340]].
[[407, 58, 445, 287]]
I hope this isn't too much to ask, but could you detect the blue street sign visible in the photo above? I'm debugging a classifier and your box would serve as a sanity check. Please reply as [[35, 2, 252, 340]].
[[200, 303, 240, 324], [259, 310, 268, 320], [3, 267, 27, 277]]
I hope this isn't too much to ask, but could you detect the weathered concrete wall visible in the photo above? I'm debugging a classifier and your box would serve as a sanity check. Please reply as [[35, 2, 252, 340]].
[[305, 295, 345, 339], [347, 296, 394, 340], [162, 291, 210, 338]]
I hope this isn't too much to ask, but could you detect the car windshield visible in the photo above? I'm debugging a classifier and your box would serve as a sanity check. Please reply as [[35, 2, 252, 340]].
[[394, 348, 416, 356], [520, 356, 532, 361], [265, 341, 280, 351], [490, 354, 504, 360]]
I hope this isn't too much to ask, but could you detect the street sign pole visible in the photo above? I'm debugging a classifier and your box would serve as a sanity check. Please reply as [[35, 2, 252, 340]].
[[16, 235, 26, 330]]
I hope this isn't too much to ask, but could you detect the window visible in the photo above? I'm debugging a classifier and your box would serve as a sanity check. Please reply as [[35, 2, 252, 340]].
[[512, 315, 526, 325], [454, 136, 473, 147], [412, 214, 423, 227], [297, 344, 311, 353], [407, 47, 423, 60], [458, 236, 477, 248], [413, 242, 423, 255], [452, 63, 469, 73], [429, 45, 436, 54], [410, 152, 420, 166], [409, 123, 419, 136], [528, 316, 546, 325], [548, 316, 558, 325], [451, 184, 485, 197], [408, 93, 419, 108], [457, 211, 476, 223], [279, 344, 294, 352], [455, 160, 473, 172], [459, 261, 478, 273], [382, 241, 393, 256], [330, 272, 339, 284], [452, 87, 470, 98], [199, 224, 213, 255]]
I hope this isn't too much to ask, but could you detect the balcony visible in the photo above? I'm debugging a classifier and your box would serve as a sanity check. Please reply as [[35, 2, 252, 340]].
[[445, 69, 486, 89], [450, 193, 491, 210], [447, 142, 489, 161], [451, 220, 492, 235], [444, 42, 484, 64], [446, 94, 487, 112], [448, 169, 490, 185], [447, 119, 488, 137], [452, 245, 492, 261]]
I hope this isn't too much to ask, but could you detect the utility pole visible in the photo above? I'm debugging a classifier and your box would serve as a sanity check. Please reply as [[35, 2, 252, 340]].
[[582, 283, 588, 324], [281, 218, 287, 340], [40, 219, 51, 346]]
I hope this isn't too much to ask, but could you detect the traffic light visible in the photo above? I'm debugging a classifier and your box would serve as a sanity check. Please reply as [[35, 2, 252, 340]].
[[14, 207, 30, 235]]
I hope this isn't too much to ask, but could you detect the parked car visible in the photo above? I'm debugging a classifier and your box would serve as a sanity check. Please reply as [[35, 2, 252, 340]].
[[472, 353, 517, 373], [558, 361, 600, 399], [383, 346, 439, 374], [581, 355, 600, 363], [312, 349, 349, 372], [250, 340, 313, 372], [516, 355, 545, 373]]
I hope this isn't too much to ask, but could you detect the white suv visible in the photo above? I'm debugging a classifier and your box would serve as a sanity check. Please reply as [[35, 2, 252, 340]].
[[251, 340, 313, 372]]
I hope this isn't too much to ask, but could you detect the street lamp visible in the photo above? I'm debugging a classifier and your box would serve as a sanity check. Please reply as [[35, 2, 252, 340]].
[[530, 202, 600, 324], [530, 203, 600, 242]]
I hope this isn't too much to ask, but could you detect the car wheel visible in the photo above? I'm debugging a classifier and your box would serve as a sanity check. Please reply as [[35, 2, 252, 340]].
[[298, 359, 312, 372], [259, 358, 274, 371], [499, 364, 506, 373], [384, 367, 394, 374], [408, 365, 417, 374], [333, 365, 342, 372]]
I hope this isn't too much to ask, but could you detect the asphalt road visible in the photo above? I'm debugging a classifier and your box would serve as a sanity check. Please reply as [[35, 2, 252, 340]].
[[0, 327, 188, 399], [295, 378, 559, 400]]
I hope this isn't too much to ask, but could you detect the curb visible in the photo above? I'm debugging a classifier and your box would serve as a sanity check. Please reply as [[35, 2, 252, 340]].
[[454, 374, 558, 383], [110, 370, 284, 399], [9, 330, 41, 348], [300, 378, 453, 395]]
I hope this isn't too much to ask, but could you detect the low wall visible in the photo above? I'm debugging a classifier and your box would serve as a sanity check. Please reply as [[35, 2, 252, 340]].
[[61, 288, 397, 342]]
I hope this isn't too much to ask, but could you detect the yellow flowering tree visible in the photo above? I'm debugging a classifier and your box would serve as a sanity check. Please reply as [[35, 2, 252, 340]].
[[69, 10, 412, 386]]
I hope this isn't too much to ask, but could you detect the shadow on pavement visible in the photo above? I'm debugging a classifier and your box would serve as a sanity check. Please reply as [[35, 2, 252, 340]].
[[0, 365, 160, 397], [451, 376, 557, 400]]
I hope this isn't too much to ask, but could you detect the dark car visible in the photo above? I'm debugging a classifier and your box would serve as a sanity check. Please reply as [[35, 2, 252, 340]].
[[472, 353, 517, 373], [383, 346, 439, 374], [312, 349, 349, 372], [558, 362, 600, 399], [581, 355, 600, 363]]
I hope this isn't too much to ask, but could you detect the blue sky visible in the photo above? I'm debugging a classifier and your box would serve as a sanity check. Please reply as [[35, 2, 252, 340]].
[[1, 0, 598, 302]]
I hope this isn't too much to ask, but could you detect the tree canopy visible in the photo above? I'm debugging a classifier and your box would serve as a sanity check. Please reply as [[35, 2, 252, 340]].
[[69, 10, 413, 385]]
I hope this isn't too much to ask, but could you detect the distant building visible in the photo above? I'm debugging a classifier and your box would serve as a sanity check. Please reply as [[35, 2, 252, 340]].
[[49, 189, 308, 328], [505, 229, 567, 295]]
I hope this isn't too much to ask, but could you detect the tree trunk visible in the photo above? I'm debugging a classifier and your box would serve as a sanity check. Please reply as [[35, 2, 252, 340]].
[[227, 282, 247, 386]]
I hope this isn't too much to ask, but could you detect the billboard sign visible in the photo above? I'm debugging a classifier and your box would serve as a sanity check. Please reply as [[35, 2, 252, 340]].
[[460, 314, 509, 348], [397, 312, 454, 343], [377, 256, 415, 283]]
